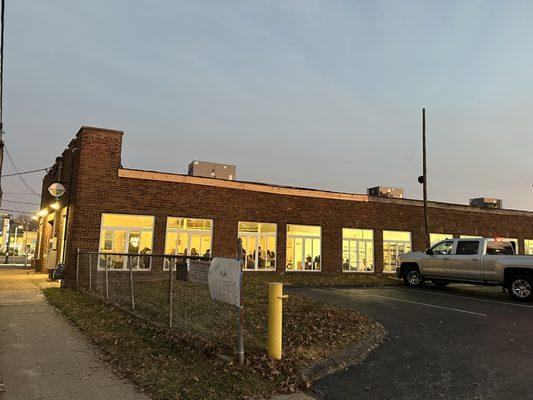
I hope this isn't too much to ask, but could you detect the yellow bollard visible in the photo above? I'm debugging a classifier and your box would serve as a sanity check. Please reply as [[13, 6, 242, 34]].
[[267, 282, 288, 359]]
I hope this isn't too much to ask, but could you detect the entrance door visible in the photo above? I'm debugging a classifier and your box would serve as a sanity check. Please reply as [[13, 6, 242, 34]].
[[383, 241, 411, 273]]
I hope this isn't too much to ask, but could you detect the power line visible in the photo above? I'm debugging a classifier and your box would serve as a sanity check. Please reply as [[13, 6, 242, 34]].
[[4, 146, 40, 195], [2, 167, 49, 177], [1, 199, 40, 206], [2, 191, 40, 196], [0, 208, 35, 215]]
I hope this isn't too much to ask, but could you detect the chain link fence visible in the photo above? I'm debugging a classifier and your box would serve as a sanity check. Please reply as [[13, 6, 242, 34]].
[[76, 250, 243, 357]]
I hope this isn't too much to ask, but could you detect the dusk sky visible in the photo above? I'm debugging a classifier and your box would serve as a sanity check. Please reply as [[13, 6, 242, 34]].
[[4, 0, 533, 214]]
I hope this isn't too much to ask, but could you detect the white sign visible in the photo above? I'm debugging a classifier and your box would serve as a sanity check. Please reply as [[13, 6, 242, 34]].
[[208, 258, 242, 307], [48, 182, 66, 198]]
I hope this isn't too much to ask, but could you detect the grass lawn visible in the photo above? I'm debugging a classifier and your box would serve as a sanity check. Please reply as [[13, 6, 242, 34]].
[[44, 273, 388, 399]]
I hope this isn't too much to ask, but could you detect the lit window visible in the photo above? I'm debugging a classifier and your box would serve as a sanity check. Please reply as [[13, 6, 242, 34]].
[[238, 222, 276, 271], [342, 228, 374, 272], [98, 214, 154, 270], [164, 217, 213, 267], [430, 233, 453, 245], [286, 225, 321, 271], [524, 240, 533, 255], [383, 230, 411, 273]]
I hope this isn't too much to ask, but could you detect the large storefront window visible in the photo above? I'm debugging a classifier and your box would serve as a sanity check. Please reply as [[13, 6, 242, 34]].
[[342, 228, 374, 272], [524, 240, 533, 255], [286, 225, 321, 271], [238, 222, 276, 270], [99, 214, 154, 270], [383, 230, 412, 273], [165, 217, 213, 259], [430, 233, 453, 246]]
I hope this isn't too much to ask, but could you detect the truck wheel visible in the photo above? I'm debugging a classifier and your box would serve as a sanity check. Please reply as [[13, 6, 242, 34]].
[[403, 268, 423, 287], [432, 280, 450, 288], [508, 275, 532, 302]]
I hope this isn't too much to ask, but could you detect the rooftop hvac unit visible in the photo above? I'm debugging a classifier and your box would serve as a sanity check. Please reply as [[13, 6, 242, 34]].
[[188, 160, 236, 180], [469, 197, 502, 209], [367, 186, 404, 199]]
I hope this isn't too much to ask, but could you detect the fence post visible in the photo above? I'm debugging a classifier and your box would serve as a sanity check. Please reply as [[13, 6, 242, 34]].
[[88, 252, 92, 292], [128, 255, 135, 310], [168, 256, 173, 328], [236, 238, 244, 365], [105, 255, 109, 300], [76, 248, 80, 288]]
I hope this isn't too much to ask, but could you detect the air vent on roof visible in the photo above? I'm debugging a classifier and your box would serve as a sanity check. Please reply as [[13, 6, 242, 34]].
[[367, 186, 404, 199], [188, 160, 236, 180], [469, 197, 502, 209]]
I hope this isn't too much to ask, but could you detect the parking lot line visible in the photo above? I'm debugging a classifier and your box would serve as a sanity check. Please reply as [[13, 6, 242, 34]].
[[334, 288, 488, 316], [397, 287, 533, 308]]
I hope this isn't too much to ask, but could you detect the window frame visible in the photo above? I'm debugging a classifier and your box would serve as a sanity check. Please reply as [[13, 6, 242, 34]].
[[98, 213, 155, 271], [456, 240, 480, 256], [285, 224, 322, 272], [382, 230, 412, 274], [238, 221, 277, 272], [524, 239, 533, 255], [429, 240, 454, 255], [342, 228, 374, 273], [163, 217, 214, 270]]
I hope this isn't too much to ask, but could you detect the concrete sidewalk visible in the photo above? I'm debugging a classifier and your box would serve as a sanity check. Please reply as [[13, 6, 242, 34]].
[[0, 266, 150, 400]]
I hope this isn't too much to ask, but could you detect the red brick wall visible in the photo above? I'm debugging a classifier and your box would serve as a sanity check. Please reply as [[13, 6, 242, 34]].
[[47, 127, 533, 287]]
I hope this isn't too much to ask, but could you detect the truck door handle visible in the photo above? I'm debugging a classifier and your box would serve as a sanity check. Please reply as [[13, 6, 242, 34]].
[[471, 258, 479, 261], [443, 258, 450, 260]]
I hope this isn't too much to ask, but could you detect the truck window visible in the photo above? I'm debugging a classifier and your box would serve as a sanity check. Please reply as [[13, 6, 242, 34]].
[[431, 241, 453, 255], [486, 241, 515, 255], [456, 241, 479, 255]]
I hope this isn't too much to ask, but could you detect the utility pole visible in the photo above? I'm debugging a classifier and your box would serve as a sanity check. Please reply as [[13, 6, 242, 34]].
[[421, 108, 430, 249], [0, 0, 6, 205], [4, 213, 10, 264]]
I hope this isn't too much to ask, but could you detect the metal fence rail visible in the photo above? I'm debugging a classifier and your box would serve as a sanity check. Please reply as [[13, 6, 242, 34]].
[[76, 250, 242, 357]]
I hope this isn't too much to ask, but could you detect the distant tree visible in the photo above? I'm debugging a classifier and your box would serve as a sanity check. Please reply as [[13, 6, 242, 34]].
[[13, 214, 38, 231]]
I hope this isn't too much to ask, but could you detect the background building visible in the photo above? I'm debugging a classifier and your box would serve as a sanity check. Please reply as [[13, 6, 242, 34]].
[[34, 127, 533, 286]]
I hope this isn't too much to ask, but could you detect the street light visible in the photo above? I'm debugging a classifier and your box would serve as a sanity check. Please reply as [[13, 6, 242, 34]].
[[14, 224, 23, 258]]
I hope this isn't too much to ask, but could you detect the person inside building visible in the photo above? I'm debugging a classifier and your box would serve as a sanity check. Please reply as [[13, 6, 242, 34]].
[[247, 253, 255, 268], [203, 249, 211, 258]]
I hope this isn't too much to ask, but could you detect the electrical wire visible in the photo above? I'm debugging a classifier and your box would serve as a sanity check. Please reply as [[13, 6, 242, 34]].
[[1, 199, 40, 206], [1, 191, 40, 196], [2, 167, 49, 177], [0, 208, 35, 215], [4, 146, 40, 195]]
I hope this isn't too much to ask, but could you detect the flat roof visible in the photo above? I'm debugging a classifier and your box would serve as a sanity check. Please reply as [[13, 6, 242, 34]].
[[118, 168, 533, 218]]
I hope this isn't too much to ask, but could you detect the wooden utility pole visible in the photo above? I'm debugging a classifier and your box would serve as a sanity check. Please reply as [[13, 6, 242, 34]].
[[422, 108, 430, 249], [0, 0, 6, 205]]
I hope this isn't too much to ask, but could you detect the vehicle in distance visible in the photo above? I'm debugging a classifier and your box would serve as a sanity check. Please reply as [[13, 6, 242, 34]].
[[397, 238, 533, 301]]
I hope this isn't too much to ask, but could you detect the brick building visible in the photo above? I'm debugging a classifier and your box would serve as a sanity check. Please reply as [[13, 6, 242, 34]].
[[35, 126, 533, 287]]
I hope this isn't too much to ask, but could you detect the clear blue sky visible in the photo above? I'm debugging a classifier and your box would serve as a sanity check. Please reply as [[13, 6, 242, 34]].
[[4, 0, 533, 214]]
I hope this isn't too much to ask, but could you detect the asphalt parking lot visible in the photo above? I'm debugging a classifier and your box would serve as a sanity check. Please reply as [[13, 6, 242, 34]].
[[293, 284, 533, 400]]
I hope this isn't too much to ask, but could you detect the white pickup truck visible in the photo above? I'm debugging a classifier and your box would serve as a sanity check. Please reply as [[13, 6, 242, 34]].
[[397, 238, 533, 301]]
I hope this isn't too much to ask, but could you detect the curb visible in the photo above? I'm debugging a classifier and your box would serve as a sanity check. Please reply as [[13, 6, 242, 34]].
[[300, 323, 387, 383]]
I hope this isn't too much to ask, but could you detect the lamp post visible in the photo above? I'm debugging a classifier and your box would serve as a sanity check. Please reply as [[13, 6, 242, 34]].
[[3, 214, 10, 264], [13, 224, 22, 258]]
